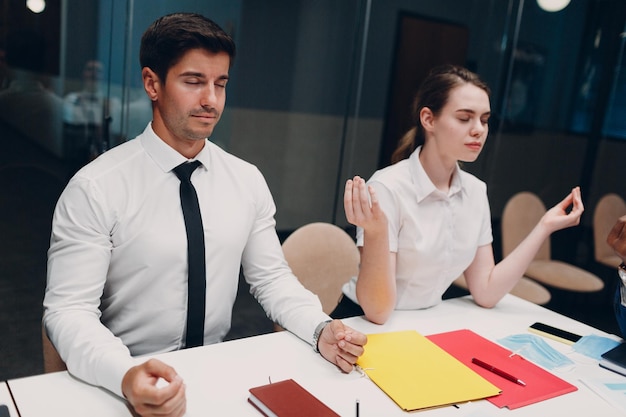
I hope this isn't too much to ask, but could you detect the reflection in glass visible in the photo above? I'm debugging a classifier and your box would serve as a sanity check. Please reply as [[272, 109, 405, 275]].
[[0, 29, 63, 158]]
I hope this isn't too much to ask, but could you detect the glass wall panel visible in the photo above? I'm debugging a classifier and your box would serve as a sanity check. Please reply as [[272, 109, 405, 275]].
[[1, 0, 625, 233], [603, 27, 626, 139], [1, 0, 623, 234]]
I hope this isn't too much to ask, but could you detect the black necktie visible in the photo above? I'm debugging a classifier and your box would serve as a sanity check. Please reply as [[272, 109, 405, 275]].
[[173, 161, 206, 348]]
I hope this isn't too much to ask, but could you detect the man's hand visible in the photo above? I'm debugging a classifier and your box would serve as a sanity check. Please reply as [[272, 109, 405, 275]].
[[317, 320, 367, 372], [607, 214, 626, 263], [122, 358, 186, 417]]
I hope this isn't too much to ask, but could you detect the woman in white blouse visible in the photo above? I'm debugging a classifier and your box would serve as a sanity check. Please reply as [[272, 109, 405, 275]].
[[333, 65, 584, 324]]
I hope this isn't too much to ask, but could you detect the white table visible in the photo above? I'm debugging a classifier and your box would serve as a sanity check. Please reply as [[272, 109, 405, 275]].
[[0, 382, 19, 417], [7, 295, 626, 416]]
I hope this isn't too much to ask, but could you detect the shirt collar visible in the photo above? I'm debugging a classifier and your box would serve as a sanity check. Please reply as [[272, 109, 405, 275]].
[[140, 122, 211, 172], [409, 146, 465, 202]]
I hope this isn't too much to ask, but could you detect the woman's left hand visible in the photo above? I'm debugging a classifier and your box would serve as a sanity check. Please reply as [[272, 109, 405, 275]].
[[541, 186, 584, 232]]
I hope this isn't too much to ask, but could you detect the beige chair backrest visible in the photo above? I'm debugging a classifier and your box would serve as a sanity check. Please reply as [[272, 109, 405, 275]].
[[42, 325, 66, 373], [501, 192, 550, 260], [281, 222, 359, 315], [593, 193, 626, 267]]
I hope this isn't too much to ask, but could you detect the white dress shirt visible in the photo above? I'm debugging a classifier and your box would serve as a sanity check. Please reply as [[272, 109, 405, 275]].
[[44, 123, 328, 397], [342, 146, 492, 309]]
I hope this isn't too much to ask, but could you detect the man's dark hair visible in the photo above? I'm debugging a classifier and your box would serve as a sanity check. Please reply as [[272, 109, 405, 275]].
[[140, 13, 236, 83]]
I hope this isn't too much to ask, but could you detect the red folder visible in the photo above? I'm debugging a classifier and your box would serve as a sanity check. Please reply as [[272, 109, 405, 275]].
[[426, 329, 577, 409]]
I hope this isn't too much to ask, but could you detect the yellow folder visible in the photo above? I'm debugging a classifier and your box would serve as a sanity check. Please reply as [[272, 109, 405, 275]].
[[357, 330, 501, 411]]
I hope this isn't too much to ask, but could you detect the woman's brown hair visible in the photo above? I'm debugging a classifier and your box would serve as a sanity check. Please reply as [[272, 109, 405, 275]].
[[390, 65, 491, 164]]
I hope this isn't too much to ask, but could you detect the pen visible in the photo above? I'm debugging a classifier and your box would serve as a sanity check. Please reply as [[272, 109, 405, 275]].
[[356, 398, 360, 417], [471, 357, 526, 386]]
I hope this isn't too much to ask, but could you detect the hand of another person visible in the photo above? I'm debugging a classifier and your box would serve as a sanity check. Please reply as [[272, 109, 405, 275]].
[[607, 214, 626, 263], [540, 186, 584, 233], [317, 320, 367, 372], [344, 176, 387, 233], [122, 358, 186, 417]]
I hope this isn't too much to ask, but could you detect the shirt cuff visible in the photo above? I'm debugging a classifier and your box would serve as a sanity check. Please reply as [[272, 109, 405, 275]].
[[96, 354, 140, 399]]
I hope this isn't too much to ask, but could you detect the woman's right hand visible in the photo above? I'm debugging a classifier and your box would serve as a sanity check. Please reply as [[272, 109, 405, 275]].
[[344, 176, 387, 232], [345, 176, 395, 324]]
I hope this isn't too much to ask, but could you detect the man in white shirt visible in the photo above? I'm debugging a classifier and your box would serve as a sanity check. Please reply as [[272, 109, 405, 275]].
[[44, 13, 366, 417]]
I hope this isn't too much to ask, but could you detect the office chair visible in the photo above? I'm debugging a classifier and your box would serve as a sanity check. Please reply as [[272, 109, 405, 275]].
[[593, 193, 626, 268], [501, 191, 603, 292], [42, 325, 66, 373], [275, 222, 359, 331]]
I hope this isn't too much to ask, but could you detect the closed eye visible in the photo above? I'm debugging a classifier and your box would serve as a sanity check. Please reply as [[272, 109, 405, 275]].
[[215, 76, 229, 88], [182, 76, 205, 86]]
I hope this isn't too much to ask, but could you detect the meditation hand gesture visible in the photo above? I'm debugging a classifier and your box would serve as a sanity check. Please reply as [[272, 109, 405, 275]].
[[540, 186, 584, 233], [318, 320, 367, 372], [344, 176, 387, 233], [122, 359, 186, 417]]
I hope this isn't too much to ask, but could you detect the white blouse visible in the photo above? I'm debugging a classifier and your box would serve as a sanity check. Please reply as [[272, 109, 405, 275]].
[[342, 147, 492, 310]]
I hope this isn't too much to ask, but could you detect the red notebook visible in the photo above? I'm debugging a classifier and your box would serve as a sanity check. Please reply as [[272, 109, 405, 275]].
[[426, 329, 577, 409], [248, 379, 340, 417]]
